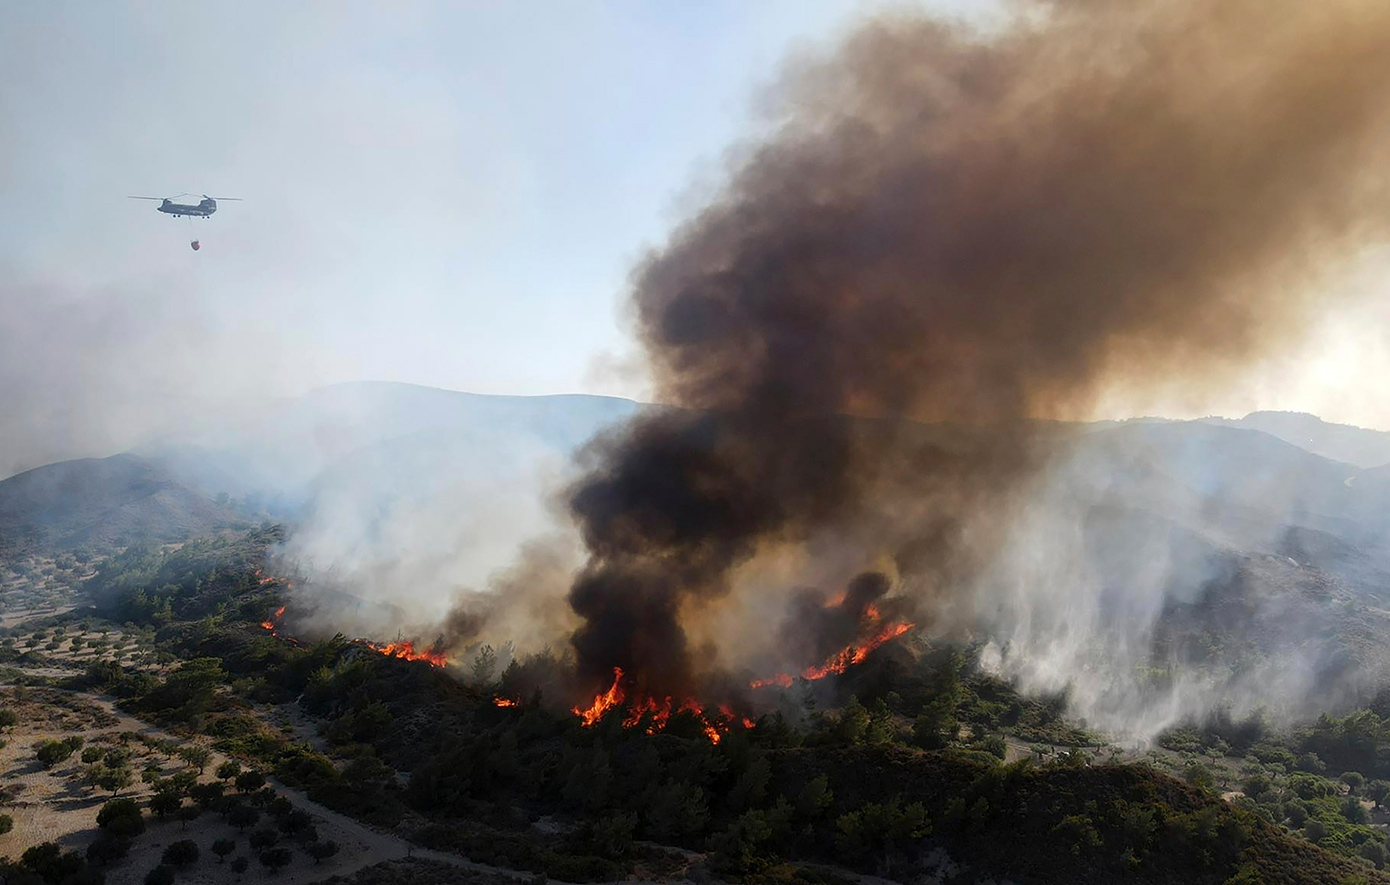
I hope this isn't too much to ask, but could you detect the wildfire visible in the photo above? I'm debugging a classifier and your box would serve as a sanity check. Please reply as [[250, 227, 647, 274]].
[[571, 598, 913, 740], [801, 620, 913, 680], [493, 697, 518, 708], [574, 667, 627, 726], [360, 640, 449, 669], [259, 605, 286, 632], [256, 604, 446, 669], [749, 673, 794, 690], [571, 667, 741, 743], [750, 602, 914, 689]]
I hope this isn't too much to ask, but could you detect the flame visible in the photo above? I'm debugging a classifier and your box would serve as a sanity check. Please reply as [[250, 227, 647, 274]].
[[802, 620, 914, 679], [252, 569, 287, 587], [750, 595, 914, 689], [750, 673, 795, 689], [256, 606, 445, 668], [361, 640, 449, 668], [574, 667, 626, 726], [571, 668, 744, 743], [571, 603, 915, 729], [260, 606, 287, 632], [493, 697, 518, 708]]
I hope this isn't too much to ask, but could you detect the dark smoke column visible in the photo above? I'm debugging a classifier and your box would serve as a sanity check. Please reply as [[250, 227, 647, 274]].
[[565, 0, 1390, 698]]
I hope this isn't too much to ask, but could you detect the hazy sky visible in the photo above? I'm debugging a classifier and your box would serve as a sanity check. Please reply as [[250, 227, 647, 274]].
[[2, 0, 1389, 474]]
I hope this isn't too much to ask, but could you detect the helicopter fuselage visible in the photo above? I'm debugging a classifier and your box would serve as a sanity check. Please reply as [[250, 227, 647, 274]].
[[157, 199, 217, 217]]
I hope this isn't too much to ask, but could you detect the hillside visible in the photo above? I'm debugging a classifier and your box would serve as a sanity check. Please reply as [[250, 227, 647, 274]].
[[1032, 421, 1390, 719], [2, 400, 1390, 882], [0, 453, 245, 553], [1202, 411, 1390, 469], [8, 388, 1390, 721], [11, 387, 1390, 697], [45, 529, 1390, 885]]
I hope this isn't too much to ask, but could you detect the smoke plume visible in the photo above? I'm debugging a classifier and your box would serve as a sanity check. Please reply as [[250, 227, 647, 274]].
[[559, 0, 1390, 702]]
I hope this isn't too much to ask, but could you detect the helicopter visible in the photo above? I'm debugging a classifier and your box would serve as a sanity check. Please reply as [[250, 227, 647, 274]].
[[128, 193, 241, 218], [128, 193, 241, 250]]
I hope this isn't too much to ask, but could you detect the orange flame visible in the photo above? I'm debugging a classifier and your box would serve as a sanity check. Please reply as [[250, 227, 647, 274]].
[[571, 668, 743, 743], [802, 620, 914, 679], [750, 673, 795, 690], [257, 605, 445, 668], [573, 667, 626, 726], [493, 697, 518, 708], [749, 599, 914, 689], [260, 606, 287, 632], [361, 640, 448, 668]]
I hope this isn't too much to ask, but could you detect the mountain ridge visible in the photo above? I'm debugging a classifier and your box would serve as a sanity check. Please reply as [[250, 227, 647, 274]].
[[1200, 409, 1390, 469]]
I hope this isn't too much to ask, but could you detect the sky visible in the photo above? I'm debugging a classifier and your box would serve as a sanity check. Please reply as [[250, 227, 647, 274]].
[[2, 0, 1389, 475]]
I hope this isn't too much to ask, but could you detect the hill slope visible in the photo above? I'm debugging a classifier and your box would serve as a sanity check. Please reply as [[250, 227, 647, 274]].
[[1202, 410, 1390, 469], [0, 453, 244, 552]]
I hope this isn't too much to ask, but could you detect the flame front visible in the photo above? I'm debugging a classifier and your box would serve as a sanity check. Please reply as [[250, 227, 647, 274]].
[[751, 600, 914, 689], [361, 639, 448, 668], [572, 600, 914, 739], [571, 668, 738, 743], [493, 697, 518, 708], [256, 601, 446, 669], [802, 620, 913, 680]]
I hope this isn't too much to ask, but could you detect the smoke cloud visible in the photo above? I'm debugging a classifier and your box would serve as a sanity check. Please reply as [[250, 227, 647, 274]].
[[552, 0, 1390, 707], [0, 277, 299, 478]]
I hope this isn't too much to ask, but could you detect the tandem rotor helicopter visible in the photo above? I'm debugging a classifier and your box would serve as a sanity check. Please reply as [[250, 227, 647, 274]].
[[127, 193, 241, 250]]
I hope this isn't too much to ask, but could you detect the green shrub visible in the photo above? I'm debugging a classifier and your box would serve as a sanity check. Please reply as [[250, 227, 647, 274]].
[[97, 798, 144, 837], [161, 840, 199, 868], [34, 739, 75, 768]]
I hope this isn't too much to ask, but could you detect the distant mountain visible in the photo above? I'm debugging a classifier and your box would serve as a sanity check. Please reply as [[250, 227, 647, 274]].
[[9, 384, 1390, 676], [1201, 411, 1390, 469], [137, 381, 643, 510], [1068, 420, 1390, 584], [1073, 421, 1364, 534], [0, 454, 245, 553]]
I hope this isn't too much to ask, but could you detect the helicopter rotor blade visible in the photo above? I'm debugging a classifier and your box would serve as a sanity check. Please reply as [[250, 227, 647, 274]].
[[127, 196, 164, 200], [207, 197, 242, 201]]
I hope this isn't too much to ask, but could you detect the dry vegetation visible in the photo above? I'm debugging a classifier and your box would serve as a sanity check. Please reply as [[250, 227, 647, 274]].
[[0, 588, 444, 885], [0, 553, 94, 625]]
